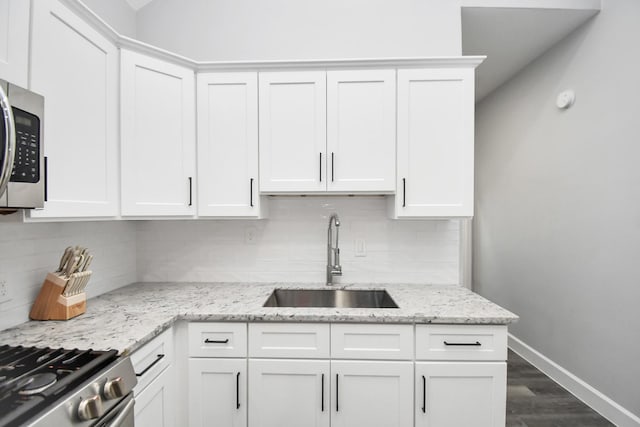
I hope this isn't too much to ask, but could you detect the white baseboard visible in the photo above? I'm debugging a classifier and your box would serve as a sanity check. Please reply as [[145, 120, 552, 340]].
[[509, 334, 640, 427]]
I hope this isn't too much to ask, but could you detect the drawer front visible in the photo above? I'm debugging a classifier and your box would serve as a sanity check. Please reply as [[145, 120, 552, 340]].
[[131, 327, 174, 394], [415, 325, 508, 361], [188, 322, 247, 358], [248, 323, 330, 358], [331, 324, 414, 360]]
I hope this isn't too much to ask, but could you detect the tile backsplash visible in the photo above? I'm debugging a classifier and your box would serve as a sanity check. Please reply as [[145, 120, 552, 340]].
[[0, 196, 460, 330], [0, 217, 137, 330], [136, 197, 461, 284]]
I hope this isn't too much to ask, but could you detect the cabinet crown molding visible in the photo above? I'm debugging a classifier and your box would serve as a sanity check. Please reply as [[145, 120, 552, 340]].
[[63, 0, 485, 71]]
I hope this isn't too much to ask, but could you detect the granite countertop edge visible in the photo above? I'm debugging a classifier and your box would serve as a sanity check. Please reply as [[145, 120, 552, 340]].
[[0, 282, 519, 356]]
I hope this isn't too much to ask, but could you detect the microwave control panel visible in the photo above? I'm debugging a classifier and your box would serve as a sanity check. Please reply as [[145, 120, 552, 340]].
[[10, 108, 40, 184]]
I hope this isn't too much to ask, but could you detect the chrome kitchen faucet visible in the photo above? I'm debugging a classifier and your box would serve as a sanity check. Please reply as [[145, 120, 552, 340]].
[[326, 213, 342, 285]]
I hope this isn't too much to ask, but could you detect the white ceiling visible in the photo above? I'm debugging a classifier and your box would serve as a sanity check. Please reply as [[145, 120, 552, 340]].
[[462, 6, 599, 101], [125, 0, 154, 11]]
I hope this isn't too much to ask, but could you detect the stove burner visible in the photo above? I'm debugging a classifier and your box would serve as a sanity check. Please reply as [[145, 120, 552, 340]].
[[17, 373, 57, 396], [0, 344, 120, 427]]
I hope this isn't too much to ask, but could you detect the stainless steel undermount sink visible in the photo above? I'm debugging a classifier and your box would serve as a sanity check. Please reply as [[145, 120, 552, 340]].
[[263, 289, 399, 309]]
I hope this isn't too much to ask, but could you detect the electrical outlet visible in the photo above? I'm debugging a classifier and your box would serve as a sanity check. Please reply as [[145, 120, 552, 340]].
[[0, 280, 10, 304], [355, 239, 367, 257], [245, 227, 257, 244]]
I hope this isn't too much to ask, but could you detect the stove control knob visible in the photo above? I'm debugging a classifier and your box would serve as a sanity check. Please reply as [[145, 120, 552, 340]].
[[103, 377, 125, 400], [77, 395, 103, 421]]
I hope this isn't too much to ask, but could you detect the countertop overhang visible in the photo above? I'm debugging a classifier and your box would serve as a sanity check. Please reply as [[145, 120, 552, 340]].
[[0, 282, 518, 355]]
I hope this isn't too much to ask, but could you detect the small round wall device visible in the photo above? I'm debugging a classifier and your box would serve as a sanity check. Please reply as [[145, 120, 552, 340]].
[[556, 90, 575, 109]]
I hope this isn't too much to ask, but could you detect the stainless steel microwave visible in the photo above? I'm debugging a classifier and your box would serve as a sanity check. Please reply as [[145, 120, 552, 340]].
[[0, 79, 44, 209]]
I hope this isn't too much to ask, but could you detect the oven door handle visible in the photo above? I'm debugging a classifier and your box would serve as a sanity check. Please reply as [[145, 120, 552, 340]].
[[105, 395, 135, 427], [0, 83, 16, 199]]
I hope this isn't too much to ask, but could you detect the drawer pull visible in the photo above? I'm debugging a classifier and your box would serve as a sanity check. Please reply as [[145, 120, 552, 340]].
[[443, 341, 481, 346], [135, 354, 165, 377], [204, 338, 229, 344]]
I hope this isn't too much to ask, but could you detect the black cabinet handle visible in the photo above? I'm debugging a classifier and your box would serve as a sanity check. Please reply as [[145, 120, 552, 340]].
[[331, 152, 334, 182], [402, 178, 406, 207], [204, 338, 229, 344], [135, 354, 165, 377], [321, 373, 324, 412], [43, 156, 48, 202], [336, 374, 339, 412], [250, 178, 254, 207], [236, 372, 240, 409], [319, 153, 322, 182], [422, 375, 426, 413], [443, 341, 481, 346], [188, 177, 193, 206]]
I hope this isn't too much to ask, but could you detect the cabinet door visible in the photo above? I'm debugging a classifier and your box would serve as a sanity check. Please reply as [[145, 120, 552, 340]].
[[121, 49, 196, 216], [249, 359, 329, 427], [259, 71, 326, 193], [197, 72, 262, 217], [135, 366, 175, 427], [327, 70, 395, 192], [29, 0, 119, 218], [331, 360, 413, 427], [395, 68, 475, 217], [0, 0, 29, 87], [415, 362, 506, 427], [188, 358, 246, 427]]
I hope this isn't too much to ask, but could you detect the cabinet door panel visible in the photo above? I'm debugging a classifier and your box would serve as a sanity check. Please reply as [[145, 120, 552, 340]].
[[415, 362, 506, 427], [121, 49, 196, 216], [331, 360, 412, 427], [396, 68, 474, 217], [135, 366, 175, 427], [327, 69, 395, 192], [0, 0, 29, 87], [249, 359, 329, 427], [188, 358, 247, 427], [259, 71, 326, 193], [29, 0, 119, 218], [197, 72, 261, 217]]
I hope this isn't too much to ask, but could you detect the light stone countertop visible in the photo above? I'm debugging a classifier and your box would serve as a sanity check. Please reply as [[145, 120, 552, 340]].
[[0, 282, 518, 355]]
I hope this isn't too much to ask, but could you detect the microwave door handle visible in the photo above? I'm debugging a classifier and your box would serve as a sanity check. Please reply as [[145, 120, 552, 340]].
[[0, 83, 16, 199]]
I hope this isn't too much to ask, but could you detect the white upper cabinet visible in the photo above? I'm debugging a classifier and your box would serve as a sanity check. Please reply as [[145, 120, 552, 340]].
[[393, 68, 475, 217], [29, 0, 119, 219], [0, 0, 29, 87], [326, 70, 396, 193], [121, 50, 196, 217], [197, 72, 264, 218], [259, 71, 326, 193]]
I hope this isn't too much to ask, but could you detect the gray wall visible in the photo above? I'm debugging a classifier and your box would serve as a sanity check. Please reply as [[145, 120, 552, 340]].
[[474, 0, 640, 417], [135, 0, 461, 60], [81, 0, 136, 37]]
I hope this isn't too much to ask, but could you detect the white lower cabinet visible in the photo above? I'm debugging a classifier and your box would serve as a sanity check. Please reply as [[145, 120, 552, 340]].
[[188, 358, 247, 427], [248, 359, 329, 427], [182, 322, 508, 427], [415, 362, 507, 427], [131, 328, 176, 427], [135, 366, 176, 427], [331, 360, 413, 427]]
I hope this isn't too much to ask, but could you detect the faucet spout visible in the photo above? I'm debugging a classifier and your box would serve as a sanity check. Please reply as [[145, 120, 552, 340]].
[[327, 213, 342, 285]]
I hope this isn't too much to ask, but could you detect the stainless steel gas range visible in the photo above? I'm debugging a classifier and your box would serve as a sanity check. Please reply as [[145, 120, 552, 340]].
[[0, 345, 137, 427]]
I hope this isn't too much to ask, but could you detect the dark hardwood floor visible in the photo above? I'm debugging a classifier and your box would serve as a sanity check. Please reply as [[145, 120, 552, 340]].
[[507, 350, 614, 427]]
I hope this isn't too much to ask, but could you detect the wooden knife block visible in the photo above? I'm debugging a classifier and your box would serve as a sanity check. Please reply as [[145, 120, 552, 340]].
[[29, 273, 86, 321]]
